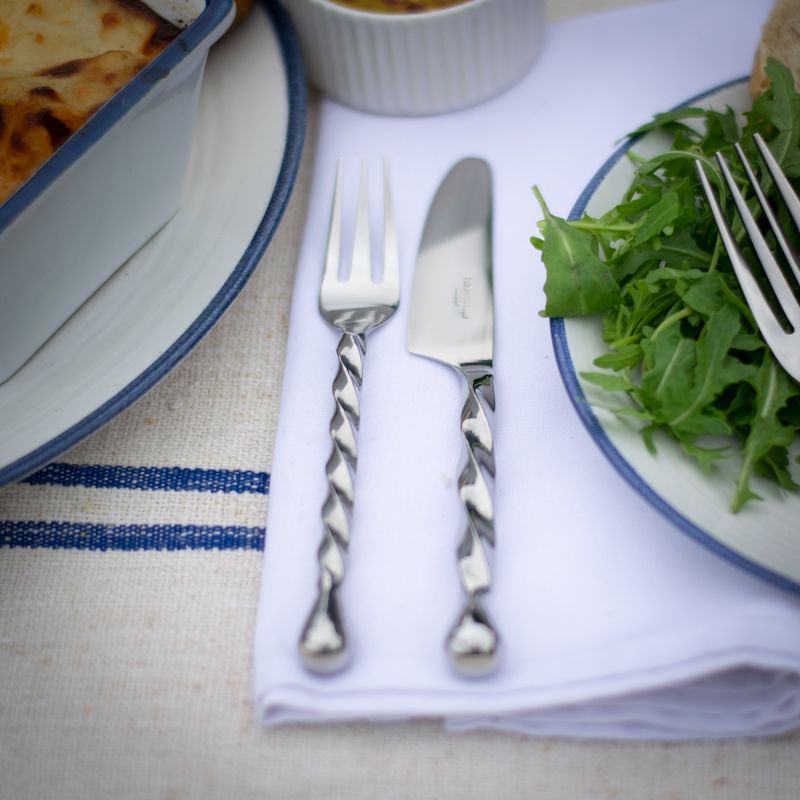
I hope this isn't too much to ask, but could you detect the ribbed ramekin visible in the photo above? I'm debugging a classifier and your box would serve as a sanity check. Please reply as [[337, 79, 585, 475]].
[[281, 0, 546, 115]]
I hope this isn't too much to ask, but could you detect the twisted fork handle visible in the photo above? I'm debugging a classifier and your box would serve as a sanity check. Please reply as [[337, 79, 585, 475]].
[[299, 331, 365, 674], [447, 366, 499, 676]]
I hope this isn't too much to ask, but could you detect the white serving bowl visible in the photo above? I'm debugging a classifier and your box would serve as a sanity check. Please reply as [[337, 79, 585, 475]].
[[0, 0, 236, 384], [281, 0, 546, 115]]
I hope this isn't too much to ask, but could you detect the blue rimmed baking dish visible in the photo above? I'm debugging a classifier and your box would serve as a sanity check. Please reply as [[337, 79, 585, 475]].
[[0, 0, 236, 383]]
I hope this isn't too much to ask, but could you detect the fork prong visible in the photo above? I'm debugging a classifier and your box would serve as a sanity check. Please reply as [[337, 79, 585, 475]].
[[695, 160, 789, 347], [322, 160, 344, 289], [349, 159, 372, 282], [735, 142, 800, 287], [754, 132, 800, 234], [382, 159, 400, 294], [715, 152, 800, 330]]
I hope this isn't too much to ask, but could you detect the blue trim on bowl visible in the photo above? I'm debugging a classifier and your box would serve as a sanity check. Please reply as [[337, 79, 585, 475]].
[[0, 0, 236, 233], [550, 75, 800, 596], [0, 0, 307, 486]]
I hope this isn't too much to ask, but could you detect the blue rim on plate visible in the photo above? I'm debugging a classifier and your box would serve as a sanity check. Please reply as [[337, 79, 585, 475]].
[[0, 0, 306, 486], [550, 76, 800, 597]]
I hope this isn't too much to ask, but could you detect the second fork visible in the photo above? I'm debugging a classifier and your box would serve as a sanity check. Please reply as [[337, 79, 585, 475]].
[[696, 133, 800, 382], [298, 160, 400, 674]]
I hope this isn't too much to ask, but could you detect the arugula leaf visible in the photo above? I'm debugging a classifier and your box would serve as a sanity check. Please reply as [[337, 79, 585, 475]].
[[612, 227, 712, 281], [732, 355, 800, 511], [699, 107, 740, 152], [630, 191, 682, 245], [532, 58, 800, 511], [627, 107, 708, 139], [532, 186, 620, 317], [658, 305, 753, 435], [746, 58, 800, 176]]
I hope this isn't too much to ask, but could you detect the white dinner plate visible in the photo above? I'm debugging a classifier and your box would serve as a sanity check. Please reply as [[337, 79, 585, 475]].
[[0, 0, 305, 485], [553, 78, 800, 594]]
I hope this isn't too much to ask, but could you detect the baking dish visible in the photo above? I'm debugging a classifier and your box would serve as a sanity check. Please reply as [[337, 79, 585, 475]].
[[0, 0, 236, 384]]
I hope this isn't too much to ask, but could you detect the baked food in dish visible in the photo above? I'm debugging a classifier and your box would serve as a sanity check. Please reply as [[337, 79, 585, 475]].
[[0, 0, 180, 203]]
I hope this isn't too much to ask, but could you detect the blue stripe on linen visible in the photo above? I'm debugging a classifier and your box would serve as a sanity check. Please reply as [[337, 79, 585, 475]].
[[21, 463, 270, 494], [0, 520, 265, 551]]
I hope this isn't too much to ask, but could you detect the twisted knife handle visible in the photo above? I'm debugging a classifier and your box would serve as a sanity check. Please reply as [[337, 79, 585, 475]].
[[447, 365, 499, 677], [299, 331, 365, 674]]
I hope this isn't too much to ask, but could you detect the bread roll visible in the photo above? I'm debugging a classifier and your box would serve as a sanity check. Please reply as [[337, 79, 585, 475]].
[[751, 0, 800, 96]]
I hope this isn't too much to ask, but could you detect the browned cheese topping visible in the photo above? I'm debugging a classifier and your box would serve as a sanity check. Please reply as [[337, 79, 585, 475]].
[[0, 0, 180, 204], [328, 0, 471, 13]]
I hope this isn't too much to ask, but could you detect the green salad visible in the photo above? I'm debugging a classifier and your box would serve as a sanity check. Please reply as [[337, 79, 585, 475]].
[[532, 58, 800, 512]]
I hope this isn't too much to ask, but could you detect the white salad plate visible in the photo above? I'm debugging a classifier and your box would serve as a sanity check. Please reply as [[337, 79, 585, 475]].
[[554, 78, 800, 594], [0, 0, 305, 485]]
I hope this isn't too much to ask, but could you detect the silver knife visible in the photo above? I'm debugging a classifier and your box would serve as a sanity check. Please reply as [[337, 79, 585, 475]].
[[407, 157, 499, 677]]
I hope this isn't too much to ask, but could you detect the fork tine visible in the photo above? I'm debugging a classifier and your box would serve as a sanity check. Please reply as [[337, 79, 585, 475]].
[[695, 161, 790, 347], [754, 132, 800, 233], [714, 152, 800, 331], [734, 142, 800, 287], [322, 160, 344, 290], [382, 159, 400, 292], [349, 159, 372, 282]]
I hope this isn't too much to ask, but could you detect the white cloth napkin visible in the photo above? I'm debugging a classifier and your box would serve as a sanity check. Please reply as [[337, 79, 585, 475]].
[[254, 0, 800, 739]]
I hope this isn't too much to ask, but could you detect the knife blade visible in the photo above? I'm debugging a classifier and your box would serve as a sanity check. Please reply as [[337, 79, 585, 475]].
[[407, 157, 499, 677]]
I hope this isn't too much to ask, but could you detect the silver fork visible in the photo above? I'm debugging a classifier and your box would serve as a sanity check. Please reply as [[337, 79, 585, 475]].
[[695, 133, 800, 381], [298, 159, 400, 675]]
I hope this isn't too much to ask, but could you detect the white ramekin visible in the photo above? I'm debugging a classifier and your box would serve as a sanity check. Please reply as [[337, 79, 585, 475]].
[[282, 0, 546, 115]]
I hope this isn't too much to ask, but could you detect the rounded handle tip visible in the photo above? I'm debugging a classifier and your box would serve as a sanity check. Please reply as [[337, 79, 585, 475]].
[[299, 609, 350, 675], [446, 603, 499, 678]]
